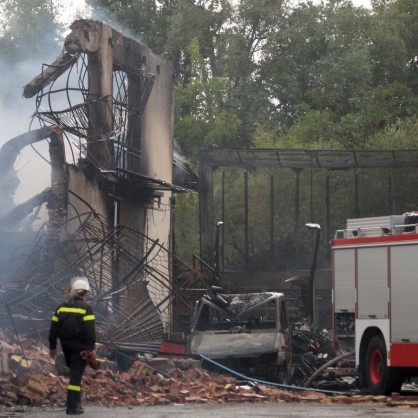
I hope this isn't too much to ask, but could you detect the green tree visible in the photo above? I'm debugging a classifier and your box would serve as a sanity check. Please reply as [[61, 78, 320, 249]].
[[260, 1, 329, 131], [175, 37, 242, 159], [392, 0, 418, 93], [164, 0, 231, 81], [174, 192, 200, 262], [83, 0, 418, 269], [0, 0, 63, 102], [89, 0, 232, 80], [86, 0, 168, 53], [0, 0, 62, 61], [219, 0, 288, 145], [258, 0, 418, 149]]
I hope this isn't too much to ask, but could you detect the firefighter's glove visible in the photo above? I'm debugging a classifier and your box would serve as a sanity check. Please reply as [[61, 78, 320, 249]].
[[80, 350, 100, 370], [49, 349, 57, 360]]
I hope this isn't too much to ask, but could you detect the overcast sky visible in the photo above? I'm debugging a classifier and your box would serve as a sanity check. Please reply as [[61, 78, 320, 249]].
[[350, 0, 372, 7], [303, 0, 372, 7]]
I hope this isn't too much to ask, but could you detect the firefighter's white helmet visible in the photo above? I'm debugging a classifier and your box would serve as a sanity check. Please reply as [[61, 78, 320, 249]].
[[71, 277, 91, 292]]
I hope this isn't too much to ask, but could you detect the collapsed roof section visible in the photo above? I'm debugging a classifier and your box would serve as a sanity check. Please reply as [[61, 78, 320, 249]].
[[200, 149, 418, 170], [0, 211, 205, 352]]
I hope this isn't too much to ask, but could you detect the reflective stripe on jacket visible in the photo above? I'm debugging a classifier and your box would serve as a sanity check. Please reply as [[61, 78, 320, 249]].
[[49, 297, 96, 351]]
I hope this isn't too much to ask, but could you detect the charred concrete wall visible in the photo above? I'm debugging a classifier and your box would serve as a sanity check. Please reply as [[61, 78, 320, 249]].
[[67, 21, 174, 330], [67, 167, 110, 232], [140, 48, 174, 323]]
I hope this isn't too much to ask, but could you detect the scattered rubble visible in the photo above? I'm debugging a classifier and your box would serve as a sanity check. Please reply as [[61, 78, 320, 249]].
[[0, 334, 415, 410]]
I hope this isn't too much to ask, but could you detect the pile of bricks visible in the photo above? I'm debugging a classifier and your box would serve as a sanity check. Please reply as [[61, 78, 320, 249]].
[[0, 336, 393, 408]]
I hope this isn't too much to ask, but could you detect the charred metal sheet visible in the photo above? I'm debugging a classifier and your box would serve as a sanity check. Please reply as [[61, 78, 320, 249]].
[[188, 329, 277, 359], [187, 291, 292, 383], [200, 149, 418, 170]]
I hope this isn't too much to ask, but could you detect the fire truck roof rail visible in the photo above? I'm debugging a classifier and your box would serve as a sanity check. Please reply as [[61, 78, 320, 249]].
[[335, 223, 418, 239]]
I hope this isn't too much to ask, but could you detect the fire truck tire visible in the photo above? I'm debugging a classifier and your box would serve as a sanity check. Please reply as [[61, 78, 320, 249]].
[[364, 335, 403, 395]]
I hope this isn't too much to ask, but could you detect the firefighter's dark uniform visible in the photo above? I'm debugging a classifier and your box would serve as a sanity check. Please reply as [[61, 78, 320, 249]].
[[49, 296, 96, 414]]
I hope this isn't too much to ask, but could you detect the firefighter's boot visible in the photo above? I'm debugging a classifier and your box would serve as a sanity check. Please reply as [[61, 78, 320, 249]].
[[66, 390, 83, 415], [76, 393, 84, 414]]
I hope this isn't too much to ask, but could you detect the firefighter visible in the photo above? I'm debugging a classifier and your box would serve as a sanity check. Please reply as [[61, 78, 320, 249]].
[[49, 277, 96, 415]]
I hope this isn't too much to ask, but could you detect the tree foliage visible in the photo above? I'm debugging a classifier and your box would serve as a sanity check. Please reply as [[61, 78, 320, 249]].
[[0, 0, 64, 106], [0, 0, 62, 62], [3, 0, 418, 154], [85, 1, 416, 154], [3, 0, 418, 266]]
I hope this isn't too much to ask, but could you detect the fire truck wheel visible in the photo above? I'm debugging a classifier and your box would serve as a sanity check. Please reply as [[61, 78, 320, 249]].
[[364, 335, 402, 395]]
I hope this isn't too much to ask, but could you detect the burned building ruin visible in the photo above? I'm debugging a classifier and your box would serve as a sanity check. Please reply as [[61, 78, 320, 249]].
[[199, 148, 418, 330], [0, 20, 200, 354]]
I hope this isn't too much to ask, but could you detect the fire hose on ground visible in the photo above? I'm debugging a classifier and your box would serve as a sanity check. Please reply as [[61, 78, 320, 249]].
[[304, 350, 355, 387], [200, 353, 353, 395]]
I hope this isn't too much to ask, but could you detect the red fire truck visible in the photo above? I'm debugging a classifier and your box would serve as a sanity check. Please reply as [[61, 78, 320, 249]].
[[331, 212, 418, 395]]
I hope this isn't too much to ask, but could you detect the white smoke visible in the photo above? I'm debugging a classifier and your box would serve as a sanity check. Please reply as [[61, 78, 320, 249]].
[[0, 59, 55, 206], [0, 1, 92, 207], [0, 0, 151, 211]]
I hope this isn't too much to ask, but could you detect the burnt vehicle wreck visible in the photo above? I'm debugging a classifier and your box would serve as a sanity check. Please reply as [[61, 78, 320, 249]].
[[186, 288, 293, 383]]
